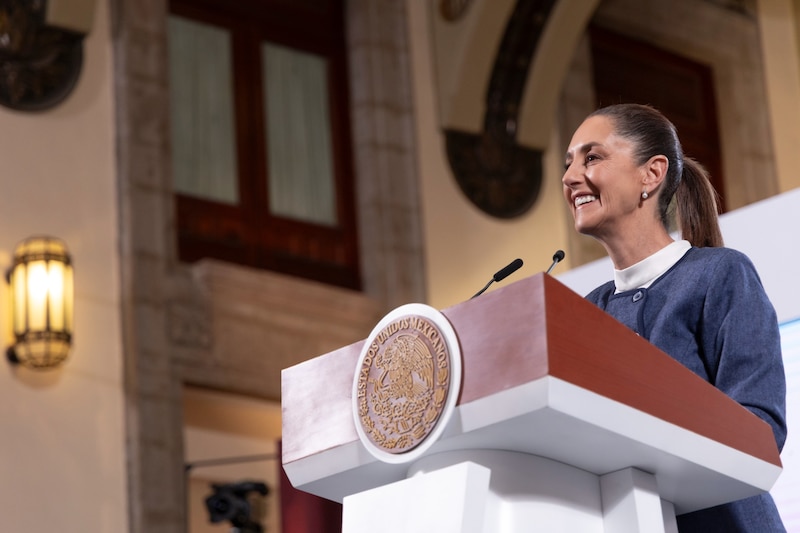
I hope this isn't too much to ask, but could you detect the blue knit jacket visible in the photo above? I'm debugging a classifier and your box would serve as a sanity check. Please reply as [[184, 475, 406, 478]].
[[586, 246, 787, 532]]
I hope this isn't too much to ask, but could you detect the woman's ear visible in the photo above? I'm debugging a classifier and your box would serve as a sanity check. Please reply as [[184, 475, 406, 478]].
[[643, 154, 669, 188]]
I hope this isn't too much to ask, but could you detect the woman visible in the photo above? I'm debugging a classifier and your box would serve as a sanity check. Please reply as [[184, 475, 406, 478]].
[[562, 103, 787, 532]]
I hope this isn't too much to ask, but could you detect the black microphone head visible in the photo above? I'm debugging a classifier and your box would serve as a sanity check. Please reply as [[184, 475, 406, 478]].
[[545, 250, 566, 275], [493, 258, 523, 282]]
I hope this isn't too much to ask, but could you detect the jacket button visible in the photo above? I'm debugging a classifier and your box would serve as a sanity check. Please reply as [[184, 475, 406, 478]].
[[632, 291, 643, 302]]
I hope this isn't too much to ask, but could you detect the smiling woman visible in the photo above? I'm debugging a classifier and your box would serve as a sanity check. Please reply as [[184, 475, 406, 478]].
[[562, 103, 787, 533], [563, 104, 722, 269], [563, 121, 665, 258]]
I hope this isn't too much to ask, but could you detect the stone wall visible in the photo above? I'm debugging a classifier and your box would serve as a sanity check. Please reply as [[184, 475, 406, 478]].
[[110, 0, 423, 531]]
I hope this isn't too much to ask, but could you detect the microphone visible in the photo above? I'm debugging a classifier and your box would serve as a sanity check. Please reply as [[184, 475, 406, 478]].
[[471, 258, 524, 299], [546, 250, 565, 275]]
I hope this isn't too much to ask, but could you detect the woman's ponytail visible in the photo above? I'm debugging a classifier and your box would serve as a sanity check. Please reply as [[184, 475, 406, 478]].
[[675, 157, 724, 248]]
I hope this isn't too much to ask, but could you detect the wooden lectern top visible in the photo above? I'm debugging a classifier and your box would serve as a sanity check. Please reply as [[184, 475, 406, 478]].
[[281, 273, 782, 513]]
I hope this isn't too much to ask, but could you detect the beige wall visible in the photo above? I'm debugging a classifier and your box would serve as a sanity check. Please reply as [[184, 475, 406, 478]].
[[0, 1, 127, 532], [758, 0, 800, 193], [407, 1, 572, 310]]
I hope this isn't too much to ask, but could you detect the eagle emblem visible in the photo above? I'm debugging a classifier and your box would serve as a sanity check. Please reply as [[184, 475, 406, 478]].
[[356, 315, 451, 454]]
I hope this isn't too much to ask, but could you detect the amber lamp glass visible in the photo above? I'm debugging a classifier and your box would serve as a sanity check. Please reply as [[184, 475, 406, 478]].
[[6, 236, 74, 369]]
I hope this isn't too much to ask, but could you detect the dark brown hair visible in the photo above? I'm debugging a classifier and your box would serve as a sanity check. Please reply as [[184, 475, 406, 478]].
[[588, 103, 723, 247]]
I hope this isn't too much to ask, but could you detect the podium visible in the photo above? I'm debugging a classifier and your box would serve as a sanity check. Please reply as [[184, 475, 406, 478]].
[[281, 274, 782, 532]]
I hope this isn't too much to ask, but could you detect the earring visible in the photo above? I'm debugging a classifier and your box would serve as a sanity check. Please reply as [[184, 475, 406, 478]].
[[641, 189, 649, 200]]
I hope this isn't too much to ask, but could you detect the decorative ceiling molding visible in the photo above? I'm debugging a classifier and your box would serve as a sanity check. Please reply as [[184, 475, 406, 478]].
[[433, 0, 600, 218], [444, 0, 556, 218], [439, 0, 475, 22], [0, 0, 86, 111]]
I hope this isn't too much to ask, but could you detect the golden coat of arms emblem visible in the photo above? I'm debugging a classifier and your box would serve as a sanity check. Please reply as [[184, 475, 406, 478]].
[[354, 305, 460, 461]]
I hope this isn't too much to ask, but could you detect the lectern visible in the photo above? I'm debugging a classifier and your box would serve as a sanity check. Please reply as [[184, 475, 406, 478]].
[[281, 274, 782, 533]]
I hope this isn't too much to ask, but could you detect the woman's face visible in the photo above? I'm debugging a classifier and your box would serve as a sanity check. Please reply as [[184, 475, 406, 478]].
[[562, 115, 647, 240]]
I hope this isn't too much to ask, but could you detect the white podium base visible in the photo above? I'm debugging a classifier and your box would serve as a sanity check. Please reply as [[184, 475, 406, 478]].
[[342, 450, 678, 533]]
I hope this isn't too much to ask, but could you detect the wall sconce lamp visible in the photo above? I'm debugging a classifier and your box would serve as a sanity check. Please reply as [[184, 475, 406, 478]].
[[6, 236, 74, 369]]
